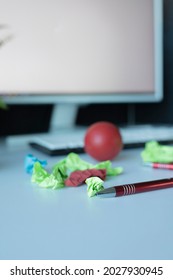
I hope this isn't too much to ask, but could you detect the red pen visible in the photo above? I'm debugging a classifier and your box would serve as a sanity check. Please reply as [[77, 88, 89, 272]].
[[144, 162, 173, 170], [97, 177, 173, 198]]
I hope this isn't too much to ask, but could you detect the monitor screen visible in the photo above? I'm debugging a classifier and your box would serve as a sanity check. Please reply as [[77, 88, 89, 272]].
[[0, 0, 163, 104]]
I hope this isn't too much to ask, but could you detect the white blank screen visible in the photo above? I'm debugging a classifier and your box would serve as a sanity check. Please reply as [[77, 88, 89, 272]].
[[0, 0, 154, 94]]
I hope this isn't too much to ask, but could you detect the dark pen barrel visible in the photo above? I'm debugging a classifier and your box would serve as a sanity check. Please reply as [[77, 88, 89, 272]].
[[115, 178, 173, 197]]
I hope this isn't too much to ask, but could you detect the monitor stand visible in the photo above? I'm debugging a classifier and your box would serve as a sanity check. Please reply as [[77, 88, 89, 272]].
[[49, 103, 86, 133]]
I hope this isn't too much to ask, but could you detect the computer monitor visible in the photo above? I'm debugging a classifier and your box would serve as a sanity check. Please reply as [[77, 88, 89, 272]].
[[0, 0, 163, 127]]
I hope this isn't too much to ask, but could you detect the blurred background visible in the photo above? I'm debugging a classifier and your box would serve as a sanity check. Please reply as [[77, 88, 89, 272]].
[[0, 0, 172, 137]]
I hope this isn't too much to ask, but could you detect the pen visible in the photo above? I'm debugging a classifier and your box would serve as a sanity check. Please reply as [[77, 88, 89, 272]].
[[97, 177, 173, 198], [144, 162, 173, 170]]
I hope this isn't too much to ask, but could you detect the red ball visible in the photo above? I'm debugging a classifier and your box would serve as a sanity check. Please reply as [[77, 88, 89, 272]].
[[84, 121, 123, 161]]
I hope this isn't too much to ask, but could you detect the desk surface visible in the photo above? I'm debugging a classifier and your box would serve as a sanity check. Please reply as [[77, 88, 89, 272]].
[[0, 137, 173, 260]]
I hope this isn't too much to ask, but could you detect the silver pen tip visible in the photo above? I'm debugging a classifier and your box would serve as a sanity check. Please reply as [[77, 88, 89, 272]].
[[97, 187, 116, 197]]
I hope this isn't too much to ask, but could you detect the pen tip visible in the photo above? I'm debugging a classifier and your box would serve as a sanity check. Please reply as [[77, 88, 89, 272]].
[[96, 187, 116, 197]]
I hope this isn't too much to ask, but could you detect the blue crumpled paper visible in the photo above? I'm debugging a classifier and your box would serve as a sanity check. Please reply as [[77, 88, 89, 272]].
[[24, 154, 47, 174]]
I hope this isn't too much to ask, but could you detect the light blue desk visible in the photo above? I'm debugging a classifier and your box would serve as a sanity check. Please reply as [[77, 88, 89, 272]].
[[0, 137, 173, 260]]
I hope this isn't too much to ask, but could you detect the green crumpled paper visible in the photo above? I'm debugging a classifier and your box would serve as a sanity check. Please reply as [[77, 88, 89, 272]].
[[85, 177, 104, 197], [31, 152, 123, 191], [57, 152, 93, 172], [31, 162, 65, 189], [141, 141, 173, 163], [61, 152, 123, 176], [94, 160, 123, 176], [52, 159, 68, 181]]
